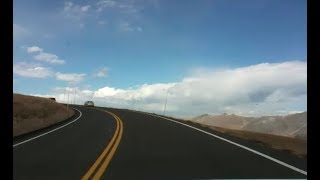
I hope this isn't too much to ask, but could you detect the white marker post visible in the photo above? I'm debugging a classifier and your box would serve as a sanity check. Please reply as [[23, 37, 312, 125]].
[[67, 88, 69, 110], [163, 88, 169, 116], [73, 88, 76, 105]]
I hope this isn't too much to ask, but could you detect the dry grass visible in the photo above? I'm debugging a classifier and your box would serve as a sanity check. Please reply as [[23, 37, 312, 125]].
[[13, 93, 74, 137], [181, 120, 307, 159]]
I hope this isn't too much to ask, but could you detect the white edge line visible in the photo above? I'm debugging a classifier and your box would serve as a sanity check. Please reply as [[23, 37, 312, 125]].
[[13, 108, 82, 148], [141, 112, 307, 176]]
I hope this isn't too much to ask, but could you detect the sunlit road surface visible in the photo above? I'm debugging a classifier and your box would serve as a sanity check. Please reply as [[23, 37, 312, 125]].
[[13, 105, 307, 179]]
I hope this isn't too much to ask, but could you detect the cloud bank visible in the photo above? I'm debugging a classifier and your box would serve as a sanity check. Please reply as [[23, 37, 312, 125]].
[[56, 72, 86, 83], [94, 67, 109, 77], [13, 62, 53, 78], [13, 23, 29, 40], [33, 61, 307, 118], [27, 46, 43, 53], [26, 45, 65, 64]]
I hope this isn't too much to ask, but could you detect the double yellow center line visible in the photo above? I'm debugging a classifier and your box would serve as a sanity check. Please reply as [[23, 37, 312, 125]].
[[82, 110, 123, 180]]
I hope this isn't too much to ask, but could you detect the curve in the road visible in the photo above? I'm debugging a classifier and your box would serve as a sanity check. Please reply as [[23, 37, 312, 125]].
[[13, 106, 306, 179], [13, 108, 83, 148], [82, 109, 124, 180], [145, 112, 307, 176]]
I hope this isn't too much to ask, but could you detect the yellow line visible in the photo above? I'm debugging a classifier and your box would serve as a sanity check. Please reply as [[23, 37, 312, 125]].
[[92, 114, 123, 179], [81, 111, 120, 180]]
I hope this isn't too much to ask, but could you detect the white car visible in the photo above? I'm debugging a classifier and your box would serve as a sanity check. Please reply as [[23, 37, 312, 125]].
[[84, 101, 94, 107]]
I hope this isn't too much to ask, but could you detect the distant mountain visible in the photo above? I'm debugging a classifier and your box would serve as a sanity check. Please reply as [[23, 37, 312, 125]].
[[190, 112, 307, 140], [191, 113, 255, 130], [243, 116, 288, 136]]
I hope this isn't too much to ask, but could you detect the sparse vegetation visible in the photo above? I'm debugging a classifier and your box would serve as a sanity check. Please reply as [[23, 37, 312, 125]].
[[189, 112, 307, 140], [13, 93, 75, 137], [174, 118, 306, 159], [207, 126, 307, 159]]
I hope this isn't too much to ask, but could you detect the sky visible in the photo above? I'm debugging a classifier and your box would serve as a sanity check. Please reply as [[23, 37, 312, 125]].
[[13, 0, 307, 118]]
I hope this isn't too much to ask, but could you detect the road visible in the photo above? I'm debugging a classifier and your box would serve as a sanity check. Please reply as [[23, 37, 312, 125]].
[[13, 105, 307, 179]]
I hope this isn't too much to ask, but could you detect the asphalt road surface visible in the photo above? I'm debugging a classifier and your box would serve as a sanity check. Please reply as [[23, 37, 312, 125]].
[[13, 105, 307, 179]]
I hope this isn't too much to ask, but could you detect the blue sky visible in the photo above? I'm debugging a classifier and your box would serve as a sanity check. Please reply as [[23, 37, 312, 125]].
[[13, 0, 307, 117]]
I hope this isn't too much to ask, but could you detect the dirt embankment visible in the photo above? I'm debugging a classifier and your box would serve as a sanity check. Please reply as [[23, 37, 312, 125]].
[[13, 93, 74, 137], [208, 125, 307, 159], [191, 112, 307, 140], [182, 119, 306, 159]]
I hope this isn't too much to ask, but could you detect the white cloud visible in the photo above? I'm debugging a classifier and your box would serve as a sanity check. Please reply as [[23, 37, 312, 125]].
[[34, 52, 65, 64], [81, 90, 94, 97], [119, 22, 134, 31], [95, 0, 155, 15], [81, 5, 91, 12], [137, 26, 143, 32], [149, 0, 160, 10], [98, 20, 107, 25], [79, 23, 85, 28], [94, 67, 109, 77], [61, 0, 146, 32], [56, 72, 86, 83], [95, 0, 144, 32], [26, 46, 65, 65], [63, 1, 91, 21], [96, 0, 117, 12], [13, 62, 53, 78], [27, 46, 43, 53], [33, 61, 307, 118], [43, 33, 55, 39], [118, 3, 138, 14], [94, 86, 126, 97], [13, 23, 28, 40], [64, 2, 74, 11], [119, 22, 142, 32], [95, 0, 146, 14], [31, 87, 95, 104], [288, 110, 304, 114]]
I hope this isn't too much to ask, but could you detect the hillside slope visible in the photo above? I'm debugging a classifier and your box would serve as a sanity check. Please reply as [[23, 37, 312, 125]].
[[191, 112, 307, 140], [13, 94, 74, 137]]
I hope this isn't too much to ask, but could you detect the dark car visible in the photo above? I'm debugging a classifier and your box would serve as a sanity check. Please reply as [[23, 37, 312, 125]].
[[48, 97, 56, 101], [84, 101, 94, 107]]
